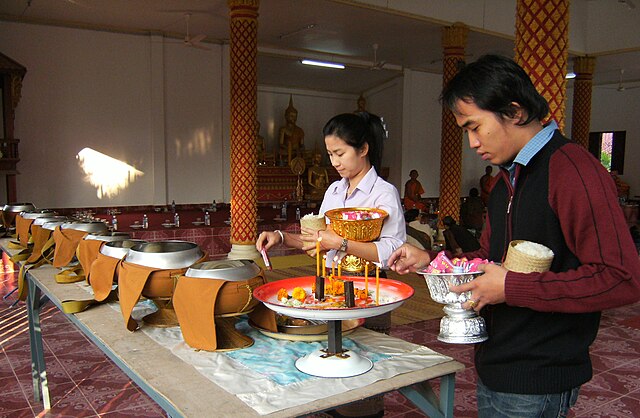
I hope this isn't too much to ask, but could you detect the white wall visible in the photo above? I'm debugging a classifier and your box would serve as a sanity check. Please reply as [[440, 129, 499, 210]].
[[367, 77, 404, 189], [399, 69, 486, 198], [0, 22, 229, 208], [163, 43, 225, 205]]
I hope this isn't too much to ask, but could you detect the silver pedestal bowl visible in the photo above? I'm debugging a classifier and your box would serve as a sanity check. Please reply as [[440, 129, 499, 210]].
[[418, 270, 488, 344]]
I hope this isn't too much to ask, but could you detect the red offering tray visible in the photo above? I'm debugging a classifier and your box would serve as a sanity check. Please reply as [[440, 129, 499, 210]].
[[253, 276, 414, 321], [254, 275, 414, 378]]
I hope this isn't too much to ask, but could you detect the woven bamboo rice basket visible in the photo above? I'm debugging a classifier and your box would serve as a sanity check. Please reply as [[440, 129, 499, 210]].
[[503, 240, 554, 273], [300, 214, 326, 232]]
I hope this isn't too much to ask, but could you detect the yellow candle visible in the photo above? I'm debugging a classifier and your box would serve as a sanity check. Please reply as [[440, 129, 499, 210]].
[[323, 255, 327, 277], [364, 262, 369, 295], [338, 261, 342, 278], [331, 259, 335, 277], [316, 237, 322, 277], [375, 264, 380, 305]]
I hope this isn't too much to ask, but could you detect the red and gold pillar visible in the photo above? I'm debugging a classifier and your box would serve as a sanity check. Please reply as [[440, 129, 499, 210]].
[[571, 56, 596, 148], [438, 22, 468, 224], [515, 0, 570, 132], [228, 0, 259, 260]]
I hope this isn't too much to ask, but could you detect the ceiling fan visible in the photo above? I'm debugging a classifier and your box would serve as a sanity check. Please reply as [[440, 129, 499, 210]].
[[370, 43, 387, 70], [182, 13, 210, 50], [599, 69, 640, 92]]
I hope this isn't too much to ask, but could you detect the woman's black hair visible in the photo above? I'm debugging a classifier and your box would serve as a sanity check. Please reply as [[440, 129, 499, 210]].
[[441, 54, 549, 126], [322, 112, 385, 172]]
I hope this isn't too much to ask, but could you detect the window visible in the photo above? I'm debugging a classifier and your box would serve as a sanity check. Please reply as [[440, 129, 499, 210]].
[[588, 131, 626, 174]]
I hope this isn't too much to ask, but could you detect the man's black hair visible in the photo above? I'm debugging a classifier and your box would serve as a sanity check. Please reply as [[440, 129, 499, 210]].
[[441, 54, 549, 126], [404, 208, 420, 223], [442, 216, 456, 227]]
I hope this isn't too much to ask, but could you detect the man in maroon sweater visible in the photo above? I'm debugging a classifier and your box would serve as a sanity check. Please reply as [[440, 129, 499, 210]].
[[389, 55, 640, 417]]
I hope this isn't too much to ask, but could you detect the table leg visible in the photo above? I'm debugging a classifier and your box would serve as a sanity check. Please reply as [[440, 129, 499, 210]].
[[398, 372, 456, 418], [26, 276, 51, 410]]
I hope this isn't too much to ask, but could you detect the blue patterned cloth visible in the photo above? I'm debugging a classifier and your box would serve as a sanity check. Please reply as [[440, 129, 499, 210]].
[[224, 320, 390, 386]]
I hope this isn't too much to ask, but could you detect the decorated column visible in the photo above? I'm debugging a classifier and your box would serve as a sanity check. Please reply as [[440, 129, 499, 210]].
[[438, 22, 468, 223], [228, 0, 260, 260], [515, 0, 570, 132], [571, 56, 596, 148]]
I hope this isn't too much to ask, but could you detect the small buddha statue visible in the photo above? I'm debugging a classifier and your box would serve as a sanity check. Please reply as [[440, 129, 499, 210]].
[[307, 152, 329, 200], [255, 120, 265, 165], [278, 96, 305, 165]]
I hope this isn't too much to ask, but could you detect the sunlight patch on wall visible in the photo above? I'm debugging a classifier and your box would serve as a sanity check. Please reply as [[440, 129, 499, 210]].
[[174, 126, 213, 158], [76, 148, 144, 199]]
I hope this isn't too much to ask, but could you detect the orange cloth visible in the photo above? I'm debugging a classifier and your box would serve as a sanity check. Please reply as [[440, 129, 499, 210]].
[[89, 252, 122, 302], [117, 255, 207, 331], [52, 227, 88, 268], [248, 303, 278, 332], [16, 215, 34, 248], [26, 225, 53, 264], [77, 240, 105, 284], [119, 262, 167, 331], [173, 277, 227, 351]]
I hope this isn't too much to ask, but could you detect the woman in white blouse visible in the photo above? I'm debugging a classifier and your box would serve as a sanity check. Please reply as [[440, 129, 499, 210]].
[[256, 112, 405, 270]]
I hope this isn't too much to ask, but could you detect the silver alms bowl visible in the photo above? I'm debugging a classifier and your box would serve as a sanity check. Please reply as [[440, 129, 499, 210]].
[[125, 240, 203, 269], [100, 239, 146, 259], [419, 270, 488, 344]]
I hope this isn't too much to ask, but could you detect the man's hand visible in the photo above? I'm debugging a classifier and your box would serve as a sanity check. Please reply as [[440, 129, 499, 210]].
[[387, 243, 431, 274], [450, 263, 507, 311]]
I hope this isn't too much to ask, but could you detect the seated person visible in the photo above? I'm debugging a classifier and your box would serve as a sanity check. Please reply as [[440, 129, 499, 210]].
[[278, 96, 304, 164], [403, 169, 427, 211], [442, 215, 480, 256], [611, 170, 630, 201], [460, 187, 485, 233], [404, 209, 432, 251], [480, 165, 496, 205]]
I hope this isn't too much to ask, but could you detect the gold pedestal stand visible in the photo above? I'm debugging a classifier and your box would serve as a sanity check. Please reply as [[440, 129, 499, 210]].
[[143, 298, 179, 327], [213, 312, 255, 352]]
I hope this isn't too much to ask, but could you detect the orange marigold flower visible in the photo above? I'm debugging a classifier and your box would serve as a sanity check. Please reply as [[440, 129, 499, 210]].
[[277, 288, 289, 301], [355, 288, 368, 300], [332, 280, 345, 296], [292, 287, 307, 302]]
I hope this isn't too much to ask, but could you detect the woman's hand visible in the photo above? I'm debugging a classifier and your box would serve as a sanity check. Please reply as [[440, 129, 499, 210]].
[[300, 226, 342, 255], [256, 231, 282, 252], [387, 243, 431, 274]]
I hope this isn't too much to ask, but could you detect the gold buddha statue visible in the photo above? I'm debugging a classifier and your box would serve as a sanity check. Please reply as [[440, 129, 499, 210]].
[[278, 96, 304, 165], [307, 152, 329, 201]]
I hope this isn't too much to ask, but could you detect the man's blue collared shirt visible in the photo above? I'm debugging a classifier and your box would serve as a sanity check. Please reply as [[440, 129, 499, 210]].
[[504, 120, 559, 186]]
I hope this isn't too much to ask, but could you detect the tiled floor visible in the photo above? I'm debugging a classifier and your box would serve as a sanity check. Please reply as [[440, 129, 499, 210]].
[[2, 270, 640, 417]]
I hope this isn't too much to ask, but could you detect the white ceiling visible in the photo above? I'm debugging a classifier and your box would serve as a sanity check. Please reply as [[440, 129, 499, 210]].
[[1, 0, 639, 94]]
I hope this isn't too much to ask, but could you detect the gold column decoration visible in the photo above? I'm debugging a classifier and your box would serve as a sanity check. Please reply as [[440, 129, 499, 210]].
[[571, 56, 596, 149], [439, 22, 468, 224], [228, 0, 260, 258], [515, 0, 570, 132]]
